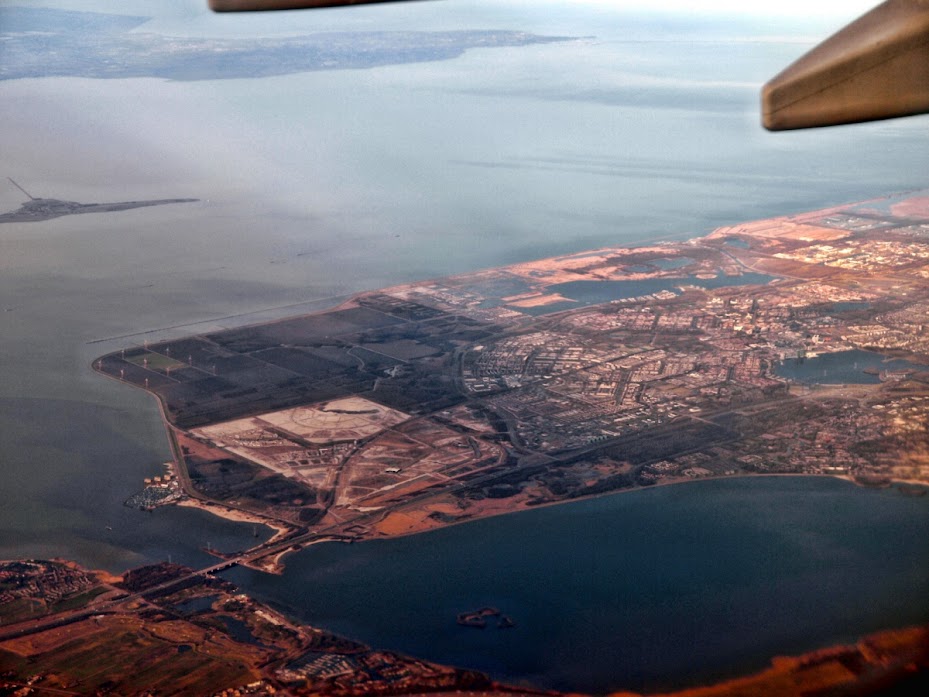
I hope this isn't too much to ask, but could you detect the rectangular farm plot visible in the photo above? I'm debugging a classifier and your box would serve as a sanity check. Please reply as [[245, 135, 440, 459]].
[[252, 347, 350, 378], [124, 351, 187, 372], [359, 340, 441, 361], [206, 306, 403, 353]]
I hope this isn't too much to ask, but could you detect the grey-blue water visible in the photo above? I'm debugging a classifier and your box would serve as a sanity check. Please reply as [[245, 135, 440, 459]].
[[830, 301, 871, 312], [2, 2, 928, 693], [652, 257, 694, 270], [226, 476, 929, 694], [554, 273, 776, 303], [776, 349, 927, 385], [722, 237, 750, 249]]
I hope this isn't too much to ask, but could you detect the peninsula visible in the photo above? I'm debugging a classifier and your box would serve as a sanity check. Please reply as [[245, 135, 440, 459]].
[[1, 6, 575, 83], [4, 191, 929, 696], [0, 178, 198, 224], [91, 190, 929, 575]]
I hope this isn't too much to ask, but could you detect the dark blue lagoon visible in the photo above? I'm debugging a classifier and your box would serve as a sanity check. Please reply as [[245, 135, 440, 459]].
[[829, 301, 871, 313], [226, 476, 929, 695], [722, 237, 750, 249], [518, 272, 777, 315], [776, 349, 927, 385], [652, 257, 694, 270]]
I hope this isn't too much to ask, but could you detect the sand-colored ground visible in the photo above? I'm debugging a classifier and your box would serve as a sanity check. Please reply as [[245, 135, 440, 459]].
[[709, 218, 851, 243], [444, 405, 497, 433], [504, 246, 668, 285], [890, 196, 929, 218], [263, 397, 408, 441], [197, 397, 409, 446], [374, 501, 463, 536], [507, 293, 575, 308], [371, 486, 546, 539], [176, 497, 293, 543], [366, 473, 905, 543]]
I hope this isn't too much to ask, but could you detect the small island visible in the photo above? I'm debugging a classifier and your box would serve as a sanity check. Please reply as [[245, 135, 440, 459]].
[[457, 606, 516, 629]]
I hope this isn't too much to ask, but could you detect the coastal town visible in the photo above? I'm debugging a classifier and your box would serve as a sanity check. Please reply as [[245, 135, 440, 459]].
[[90, 190, 929, 558]]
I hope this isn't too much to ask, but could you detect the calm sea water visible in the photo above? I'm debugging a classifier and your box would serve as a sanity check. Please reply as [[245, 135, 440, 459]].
[[2, 2, 928, 691], [226, 476, 929, 694]]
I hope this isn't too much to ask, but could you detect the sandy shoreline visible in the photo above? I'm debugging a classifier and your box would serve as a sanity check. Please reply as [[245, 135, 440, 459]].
[[142, 468, 929, 577], [363, 471, 929, 545], [175, 497, 292, 545], [216, 472, 925, 544]]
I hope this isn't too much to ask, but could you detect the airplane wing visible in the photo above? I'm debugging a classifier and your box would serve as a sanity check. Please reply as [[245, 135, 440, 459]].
[[209, 0, 421, 10], [762, 0, 929, 130]]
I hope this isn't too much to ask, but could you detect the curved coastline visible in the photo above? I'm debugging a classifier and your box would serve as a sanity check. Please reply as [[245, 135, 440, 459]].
[[227, 473, 929, 696]]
